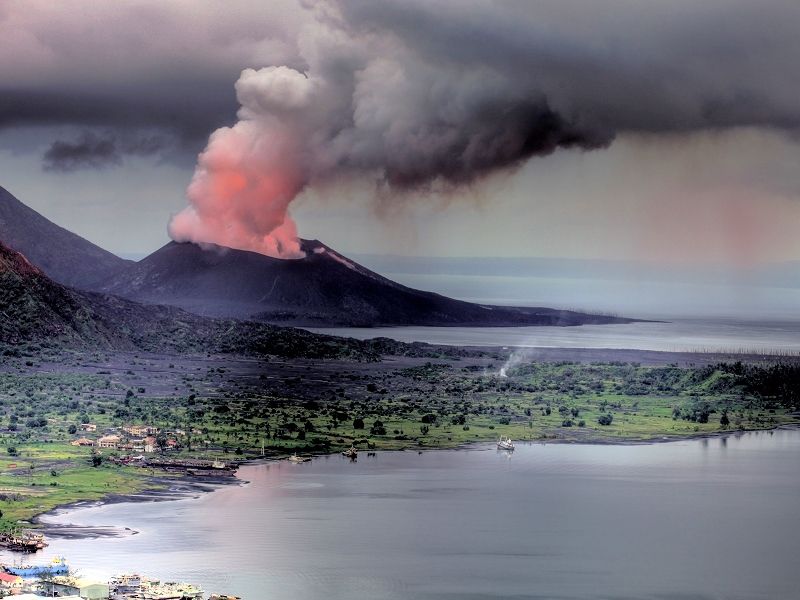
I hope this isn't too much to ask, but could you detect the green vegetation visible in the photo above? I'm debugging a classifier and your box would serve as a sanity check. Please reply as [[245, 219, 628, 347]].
[[0, 443, 151, 530], [0, 351, 797, 532]]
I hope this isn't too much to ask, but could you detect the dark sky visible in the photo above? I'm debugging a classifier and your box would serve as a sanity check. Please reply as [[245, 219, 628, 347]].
[[1, 0, 799, 263]]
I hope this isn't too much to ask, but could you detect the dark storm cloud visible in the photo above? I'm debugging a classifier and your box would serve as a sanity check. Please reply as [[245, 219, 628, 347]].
[[3, 0, 800, 177], [42, 133, 120, 172], [0, 0, 305, 163], [42, 132, 170, 172], [333, 0, 800, 136], [163, 0, 800, 256], [0, 88, 236, 151]]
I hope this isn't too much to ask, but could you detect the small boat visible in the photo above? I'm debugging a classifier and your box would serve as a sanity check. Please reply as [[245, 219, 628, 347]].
[[497, 437, 515, 451], [342, 446, 358, 459], [288, 454, 310, 463]]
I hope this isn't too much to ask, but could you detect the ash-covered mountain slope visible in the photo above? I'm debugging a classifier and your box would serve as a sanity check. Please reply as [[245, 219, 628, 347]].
[[0, 241, 411, 360], [0, 240, 122, 348], [0, 185, 130, 289], [100, 239, 633, 327]]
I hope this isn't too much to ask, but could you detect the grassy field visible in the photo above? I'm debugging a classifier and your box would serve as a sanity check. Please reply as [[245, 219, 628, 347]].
[[0, 350, 797, 532], [0, 443, 151, 530]]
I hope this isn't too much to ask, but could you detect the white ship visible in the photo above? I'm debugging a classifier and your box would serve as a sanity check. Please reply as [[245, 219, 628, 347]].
[[497, 437, 515, 451]]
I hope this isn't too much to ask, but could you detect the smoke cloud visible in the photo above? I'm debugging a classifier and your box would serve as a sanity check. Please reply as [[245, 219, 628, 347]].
[[169, 0, 800, 258], [42, 131, 167, 172]]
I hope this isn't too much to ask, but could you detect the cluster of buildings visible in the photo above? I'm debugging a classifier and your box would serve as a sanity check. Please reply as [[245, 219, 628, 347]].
[[0, 565, 239, 599], [70, 423, 183, 453]]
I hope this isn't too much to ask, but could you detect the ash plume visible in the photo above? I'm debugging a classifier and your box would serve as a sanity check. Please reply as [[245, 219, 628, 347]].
[[161, 0, 800, 257]]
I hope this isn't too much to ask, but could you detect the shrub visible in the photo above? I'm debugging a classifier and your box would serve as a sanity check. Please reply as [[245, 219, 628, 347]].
[[598, 414, 614, 426]]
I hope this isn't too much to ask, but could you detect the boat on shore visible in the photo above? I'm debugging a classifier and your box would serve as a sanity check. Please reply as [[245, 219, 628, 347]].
[[4, 556, 68, 577], [110, 573, 204, 599], [497, 437, 515, 451], [342, 446, 358, 459], [288, 454, 311, 463]]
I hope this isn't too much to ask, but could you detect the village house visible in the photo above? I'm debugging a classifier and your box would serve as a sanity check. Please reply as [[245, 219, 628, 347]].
[[79, 423, 97, 432], [0, 572, 23, 593], [70, 437, 95, 447], [97, 434, 121, 449], [143, 435, 157, 453], [123, 424, 158, 437]]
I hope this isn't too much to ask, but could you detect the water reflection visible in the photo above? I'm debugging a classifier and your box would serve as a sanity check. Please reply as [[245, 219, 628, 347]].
[[7, 428, 799, 600]]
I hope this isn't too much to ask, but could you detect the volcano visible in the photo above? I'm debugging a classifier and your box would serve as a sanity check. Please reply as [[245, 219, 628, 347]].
[[0, 240, 392, 360], [1, 187, 631, 328], [0, 185, 130, 289], [100, 239, 633, 327]]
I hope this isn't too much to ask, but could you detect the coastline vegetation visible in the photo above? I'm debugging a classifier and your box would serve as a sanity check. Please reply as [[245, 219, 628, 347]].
[[0, 349, 797, 532]]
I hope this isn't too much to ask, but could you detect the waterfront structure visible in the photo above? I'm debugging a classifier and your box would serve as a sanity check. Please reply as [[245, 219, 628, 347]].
[[42, 576, 110, 599], [0, 531, 48, 552], [109, 574, 203, 599], [13, 595, 81, 600]]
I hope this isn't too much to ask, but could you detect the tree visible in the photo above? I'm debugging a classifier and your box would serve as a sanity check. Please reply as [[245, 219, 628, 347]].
[[67, 424, 77, 435], [156, 431, 168, 453], [598, 413, 614, 426], [353, 417, 365, 429], [720, 410, 730, 429]]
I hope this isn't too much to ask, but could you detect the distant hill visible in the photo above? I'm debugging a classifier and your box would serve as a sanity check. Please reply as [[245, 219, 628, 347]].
[[0, 241, 413, 360], [0, 185, 130, 289], [100, 239, 633, 327], [0, 240, 128, 348]]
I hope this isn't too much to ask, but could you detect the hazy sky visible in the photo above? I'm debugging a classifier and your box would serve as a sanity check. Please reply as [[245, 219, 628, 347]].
[[2, 1, 799, 264]]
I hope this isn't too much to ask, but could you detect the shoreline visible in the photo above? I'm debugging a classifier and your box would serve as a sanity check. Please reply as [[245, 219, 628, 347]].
[[31, 473, 244, 540], [28, 424, 800, 543]]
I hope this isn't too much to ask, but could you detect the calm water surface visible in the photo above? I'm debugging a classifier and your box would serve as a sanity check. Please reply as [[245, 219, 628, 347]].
[[10, 428, 800, 599], [307, 319, 800, 353]]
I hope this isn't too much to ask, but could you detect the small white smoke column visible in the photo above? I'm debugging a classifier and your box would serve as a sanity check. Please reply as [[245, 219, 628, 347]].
[[498, 347, 537, 377]]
